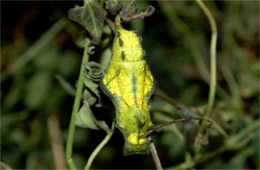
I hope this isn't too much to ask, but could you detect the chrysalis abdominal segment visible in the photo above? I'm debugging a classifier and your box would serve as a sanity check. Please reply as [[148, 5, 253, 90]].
[[100, 26, 155, 155]]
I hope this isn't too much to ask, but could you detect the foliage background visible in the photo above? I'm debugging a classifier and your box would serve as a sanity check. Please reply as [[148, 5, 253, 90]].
[[1, 0, 259, 169]]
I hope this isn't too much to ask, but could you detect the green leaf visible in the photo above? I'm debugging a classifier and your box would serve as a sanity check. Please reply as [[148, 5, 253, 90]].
[[84, 78, 101, 100], [55, 74, 76, 96], [167, 153, 194, 169], [68, 0, 105, 44], [75, 102, 100, 130], [83, 89, 97, 106], [25, 72, 51, 109], [75, 101, 111, 132], [100, 48, 112, 69], [56, 50, 80, 77], [4, 83, 23, 109], [230, 147, 254, 168], [33, 42, 59, 71], [251, 134, 260, 157]]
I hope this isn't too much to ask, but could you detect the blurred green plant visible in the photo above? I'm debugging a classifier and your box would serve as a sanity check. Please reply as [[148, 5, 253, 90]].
[[1, 0, 259, 169], [64, 0, 220, 169]]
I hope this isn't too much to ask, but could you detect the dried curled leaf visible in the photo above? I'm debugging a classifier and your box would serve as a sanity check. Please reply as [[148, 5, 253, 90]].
[[105, 0, 155, 22], [84, 61, 104, 105], [85, 61, 104, 82], [120, 5, 155, 22], [105, 0, 124, 15]]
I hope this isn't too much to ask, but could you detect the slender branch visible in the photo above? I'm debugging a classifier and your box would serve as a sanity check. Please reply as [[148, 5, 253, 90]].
[[155, 88, 186, 110], [155, 88, 205, 115], [66, 39, 91, 169], [84, 124, 114, 170], [148, 136, 163, 170], [150, 107, 228, 138], [195, 0, 218, 118], [48, 114, 67, 169], [207, 118, 228, 137], [144, 117, 213, 138]]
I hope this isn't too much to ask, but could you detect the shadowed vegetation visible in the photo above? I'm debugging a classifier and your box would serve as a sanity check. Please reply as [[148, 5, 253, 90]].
[[1, 0, 259, 169]]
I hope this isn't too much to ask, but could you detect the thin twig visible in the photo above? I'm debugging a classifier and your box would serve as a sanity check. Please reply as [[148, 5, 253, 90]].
[[48, 114, 67, 169], [155, 88, 205, 114], [155, 88, 186, 110], [148, 136, 163, 170], [150, 109, 228, 138], [121, 5, 155, 22], [144, 117, 213, 138]]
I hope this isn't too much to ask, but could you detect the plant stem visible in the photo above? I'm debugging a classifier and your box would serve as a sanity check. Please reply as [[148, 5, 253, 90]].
[[48, 114, 66, 169], [221, 64, 241, 102], [155, 88, 185, 110], [195, 0, 218, 119], [1, 18, 68, 83], [155, 88, 204, 115], [66, 39, 90, 170], [196, 119, 259, 164], [148, 136, 163, 170], [84, 128, 114, 170], [159, 2, 209, 83], [159, 2, 229, 100]]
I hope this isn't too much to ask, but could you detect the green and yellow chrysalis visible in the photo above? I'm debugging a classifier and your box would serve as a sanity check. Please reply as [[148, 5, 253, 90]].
[[100, 24, 155, 155]]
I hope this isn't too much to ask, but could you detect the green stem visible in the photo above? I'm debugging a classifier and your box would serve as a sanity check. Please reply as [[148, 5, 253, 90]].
[[66, 39, 90, 169], [207, 118, 228, 137], [155, 88, 186, 110], [84, 129, 114, 170], [195, 0, 218, 118], [159, 2, 228, 100], [1, 18, 68, 83], [196, 120, 259, 164], [221, 64, 241, 102]]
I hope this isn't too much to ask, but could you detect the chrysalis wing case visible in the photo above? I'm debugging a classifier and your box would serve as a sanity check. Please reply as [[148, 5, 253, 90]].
[[100, 26, 155, 155]]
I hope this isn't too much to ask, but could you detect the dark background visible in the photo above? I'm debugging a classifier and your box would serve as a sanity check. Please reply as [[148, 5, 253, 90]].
[[1, 0, 259, 169]]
